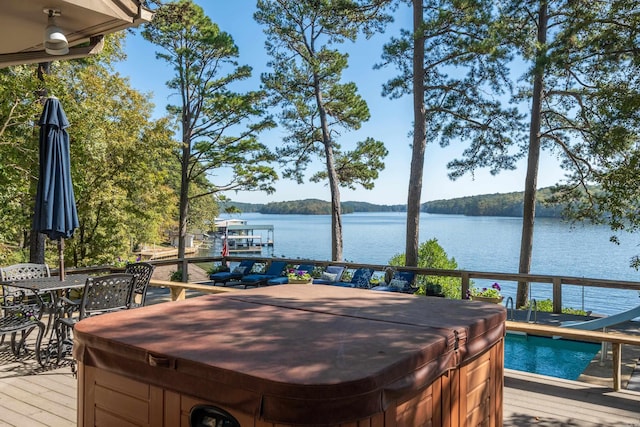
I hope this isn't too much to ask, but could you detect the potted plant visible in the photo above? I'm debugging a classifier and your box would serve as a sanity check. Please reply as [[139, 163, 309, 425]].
[[287, 269, 313, 284], [467, 282, 504, 303]]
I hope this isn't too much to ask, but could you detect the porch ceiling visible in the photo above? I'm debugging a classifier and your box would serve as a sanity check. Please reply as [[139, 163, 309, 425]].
[[0, 0, 152, 68]]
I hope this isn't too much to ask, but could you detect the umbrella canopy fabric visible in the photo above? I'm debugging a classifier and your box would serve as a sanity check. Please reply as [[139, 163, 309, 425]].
[[33, 97, 79, 241]]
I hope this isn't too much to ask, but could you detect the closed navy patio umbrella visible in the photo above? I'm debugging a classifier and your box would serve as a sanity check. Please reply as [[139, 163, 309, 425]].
[[32, 97, 79, 280]]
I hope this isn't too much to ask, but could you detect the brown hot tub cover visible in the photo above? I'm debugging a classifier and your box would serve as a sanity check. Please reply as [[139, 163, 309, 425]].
[[73, 284, 505, 425]]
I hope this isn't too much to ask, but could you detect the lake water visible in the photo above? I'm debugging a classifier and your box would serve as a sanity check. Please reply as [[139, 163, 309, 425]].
[[203, 212, 640, 316]]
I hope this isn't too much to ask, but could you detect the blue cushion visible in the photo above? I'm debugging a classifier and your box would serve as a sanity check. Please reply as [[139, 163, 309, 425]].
[[264, 260, 288, 276], [266, 276, 289, 286], [209, 271, 235, 281], [241, 261, 288, 284], [209, 259, 255, 280], [241, 273, 270, 284]]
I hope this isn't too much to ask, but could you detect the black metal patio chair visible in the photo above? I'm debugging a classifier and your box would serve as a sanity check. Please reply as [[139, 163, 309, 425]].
[[55, 273, 136, 371], [125, 262, 155, 308], [0, 263, 50, 356], [0, 285, 45, 358]]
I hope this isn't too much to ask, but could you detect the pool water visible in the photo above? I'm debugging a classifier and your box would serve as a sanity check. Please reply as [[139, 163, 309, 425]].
[[504, 333, 601, 380]]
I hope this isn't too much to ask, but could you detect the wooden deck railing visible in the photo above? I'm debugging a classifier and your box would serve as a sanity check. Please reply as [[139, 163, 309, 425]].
[[59, 257, 640, 391], [149, 279, 238, 301], [113, 255, 640, 314]]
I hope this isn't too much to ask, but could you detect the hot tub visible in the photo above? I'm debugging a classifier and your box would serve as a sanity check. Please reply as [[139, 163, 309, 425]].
[[73, 284, 505, 426]]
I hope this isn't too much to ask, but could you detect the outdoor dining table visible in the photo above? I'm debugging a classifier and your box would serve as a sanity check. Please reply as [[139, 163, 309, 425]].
[[0, 274, 90, 366]]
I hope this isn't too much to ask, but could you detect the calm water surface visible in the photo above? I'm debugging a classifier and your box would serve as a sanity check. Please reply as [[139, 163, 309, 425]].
[[205, 212, 640, 316]]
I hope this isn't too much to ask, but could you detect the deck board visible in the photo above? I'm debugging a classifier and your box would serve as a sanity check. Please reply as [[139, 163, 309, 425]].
[[1, 361, 640, 426], [504, 369, 640, 426], [0, 364, 76, 427]]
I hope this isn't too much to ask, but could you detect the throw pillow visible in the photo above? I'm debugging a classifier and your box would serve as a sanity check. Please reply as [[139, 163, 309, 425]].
[[320, 272, 337, 282], [232, 266, 246, 275]]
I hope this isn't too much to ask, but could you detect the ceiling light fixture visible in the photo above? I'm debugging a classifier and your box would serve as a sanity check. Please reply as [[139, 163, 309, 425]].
[[43, 9, 69, 56]]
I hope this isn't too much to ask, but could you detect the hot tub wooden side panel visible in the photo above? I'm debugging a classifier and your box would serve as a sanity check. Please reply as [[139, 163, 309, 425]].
[[391, 338, 504, 427], [77, 338, 503, 426]]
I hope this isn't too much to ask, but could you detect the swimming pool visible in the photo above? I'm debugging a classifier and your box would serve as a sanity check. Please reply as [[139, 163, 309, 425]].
[[504, 333, 601, 380]]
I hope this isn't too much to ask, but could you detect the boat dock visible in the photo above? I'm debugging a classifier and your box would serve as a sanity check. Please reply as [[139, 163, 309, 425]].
[[214, 220, 274, 254], [138, 246, 199, 260]]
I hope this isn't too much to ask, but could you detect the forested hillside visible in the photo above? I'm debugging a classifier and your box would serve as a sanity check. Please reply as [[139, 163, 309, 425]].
[[219, 188, 564, 217], [260, 199, 354, 215], [423, 188, 563, 218]]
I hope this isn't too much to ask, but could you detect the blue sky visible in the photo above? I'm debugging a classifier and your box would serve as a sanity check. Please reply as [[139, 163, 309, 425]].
[[114, 1, 564, 205]]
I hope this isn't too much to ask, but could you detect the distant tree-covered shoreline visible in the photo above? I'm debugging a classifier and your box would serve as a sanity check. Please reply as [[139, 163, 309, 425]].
[[220, 187, 564, 217]]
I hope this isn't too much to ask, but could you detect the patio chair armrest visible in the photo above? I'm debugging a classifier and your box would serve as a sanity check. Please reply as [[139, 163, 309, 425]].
[[58, 296, 80, 306], [58, 296, 81, 316]]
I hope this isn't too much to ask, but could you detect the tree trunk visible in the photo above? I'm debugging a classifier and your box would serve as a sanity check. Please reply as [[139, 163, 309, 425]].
[[177, 124, 191, 283], [517, 0, 547, 308], [313, 73, 343, 261], [30, 62, 50, 264], [330, 175, 343, 261], [405, 0, 426, 267], [29, 232, 46, 264]]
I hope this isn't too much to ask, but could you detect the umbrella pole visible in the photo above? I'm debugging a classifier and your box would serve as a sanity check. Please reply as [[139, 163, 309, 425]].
[[58, 238, 65, 281]]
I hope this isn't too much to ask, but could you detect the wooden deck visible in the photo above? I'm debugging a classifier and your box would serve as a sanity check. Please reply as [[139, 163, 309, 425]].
[[0, 361, 75, 426], [2, 287, 639, 426], [504, 369, 640, 426], [1, 351, 640, 426]]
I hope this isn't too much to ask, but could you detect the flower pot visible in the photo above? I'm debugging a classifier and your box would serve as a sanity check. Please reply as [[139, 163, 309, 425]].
[[288, 278, 312, 284], [472, 295, 504, 304]]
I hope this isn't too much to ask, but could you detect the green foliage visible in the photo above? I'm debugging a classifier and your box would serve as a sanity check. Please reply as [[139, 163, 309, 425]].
[[380, 0, 523, 179], [503, 0, 640, 271], [469, 282, 503, 299], [260, 199, 354, 215], [0, 37, 178, 268], [0, 246, 29, 266], [220, 199, 406, 214], [0, 66, 49, 249], [382, 0, 640, 284], [525, 299, 588, 316], [143, 0, 278, 258], [256, 0, 392, 260], [424, 187, 564, 218], [170, 269, 189, 282], [311, 138, 389, 190], [388, 238, 462, 299], [207, 264, 229, 275], [51, 58, 177, 266]]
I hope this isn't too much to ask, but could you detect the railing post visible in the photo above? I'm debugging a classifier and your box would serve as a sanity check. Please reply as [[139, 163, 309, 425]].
[[552, 277, 562, 314], [181, 257, 189, 283], [170, 286, 186, 301], [461, 272, 470, 300], [612, 343, 622, 391]]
